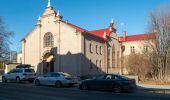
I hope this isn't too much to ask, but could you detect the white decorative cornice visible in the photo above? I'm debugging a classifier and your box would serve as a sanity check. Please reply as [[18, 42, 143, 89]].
[[47, 0, 51, 7], [103, 31, 107, 39], [38, 16, 41, 21], [111, 18, 114, 23], [57, 10, 60, 16]]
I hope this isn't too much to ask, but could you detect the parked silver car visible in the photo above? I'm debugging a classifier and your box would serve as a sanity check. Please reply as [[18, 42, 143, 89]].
[[2, 68, 36, 83], [34, 72, 77, 87]]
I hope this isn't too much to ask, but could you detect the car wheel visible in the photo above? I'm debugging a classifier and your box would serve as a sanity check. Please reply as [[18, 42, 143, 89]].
[[2, 76, 6, 83], [55, 81, 62, 88], [80, 83, 88, 90], [113, 85, 122, 93], [35, 79, 40, 86], [16, 77, 21, 83], [29, 80, 34, 83], [69, 84, 74, 87]]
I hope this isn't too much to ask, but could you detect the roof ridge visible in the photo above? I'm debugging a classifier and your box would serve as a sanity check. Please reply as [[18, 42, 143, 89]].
[[125, 33, 148, 37], [90, 28, 109, 32], [62, 21, 88, 32]]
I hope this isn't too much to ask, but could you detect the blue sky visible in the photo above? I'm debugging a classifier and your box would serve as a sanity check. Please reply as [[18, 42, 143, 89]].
[[0, 0, 169, 52]]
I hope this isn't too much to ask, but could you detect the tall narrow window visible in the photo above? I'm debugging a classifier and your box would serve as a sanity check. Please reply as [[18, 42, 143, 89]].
[[112, 45, 115, 67], [131, 46, 135, 53], [100, 46, 102, 55], [100, 60, 102, 69], [43, 32, 54, 47], [96, 45, 98, 54], [96, 60, 98, 67], [89, 43, 93, 53]]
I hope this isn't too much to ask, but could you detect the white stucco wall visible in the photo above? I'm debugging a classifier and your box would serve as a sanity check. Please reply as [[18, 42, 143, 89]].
[[58, 22, 82, 76], [22, 26, 41, 71], [122, 40, 150, 56], [21, 7, 82, 76]]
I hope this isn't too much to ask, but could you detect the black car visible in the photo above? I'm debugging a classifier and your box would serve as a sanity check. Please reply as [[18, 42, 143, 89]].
[[79, 74, 136, 93]]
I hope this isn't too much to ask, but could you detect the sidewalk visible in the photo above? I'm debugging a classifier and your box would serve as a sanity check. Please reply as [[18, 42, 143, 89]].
[[137, 84, 170, 94]]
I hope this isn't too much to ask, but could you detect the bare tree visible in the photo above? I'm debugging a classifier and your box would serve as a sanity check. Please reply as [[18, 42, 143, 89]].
[[125, 54, 151, 81], [148, 7, 170, 80], [0, 16, 13, 62]]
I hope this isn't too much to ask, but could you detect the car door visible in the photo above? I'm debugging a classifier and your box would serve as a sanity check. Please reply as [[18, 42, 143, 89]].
[[50, 73, 60, 85], [15, 69, 23, 79], [41, 73, 59, 85], [112, 75, 123, 87], [40, 73, 52, 85], [103, 75, 115, 90], [6, 69, 17, 80], [90, 75, 106, 90], [5, 70, 14, 80]]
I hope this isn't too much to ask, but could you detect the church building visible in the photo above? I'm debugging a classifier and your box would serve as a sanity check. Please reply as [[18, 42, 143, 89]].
[[21, 1, 122, 76]]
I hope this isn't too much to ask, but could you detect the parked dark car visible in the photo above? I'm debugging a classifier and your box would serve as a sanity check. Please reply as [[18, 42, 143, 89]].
[[79, 74, 136, 93]]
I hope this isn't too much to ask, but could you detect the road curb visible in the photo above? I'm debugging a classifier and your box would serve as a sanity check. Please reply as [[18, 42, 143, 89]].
[[137, 86, 170, 94], [0, 76, 1, 82]]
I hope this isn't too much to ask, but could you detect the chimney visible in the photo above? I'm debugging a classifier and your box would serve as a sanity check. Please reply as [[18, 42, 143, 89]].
[[122, 31, 126, 41]]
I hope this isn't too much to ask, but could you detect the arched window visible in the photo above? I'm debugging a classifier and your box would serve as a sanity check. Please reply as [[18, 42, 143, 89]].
[[43, 32, 54, 47]]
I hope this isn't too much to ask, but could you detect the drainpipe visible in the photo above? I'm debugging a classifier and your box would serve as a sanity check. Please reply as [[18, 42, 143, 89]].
[[39, 24, 42, 75], [39, 25, 42, 66], [58, 20, 61, 72], [23, 39, 26, 64]]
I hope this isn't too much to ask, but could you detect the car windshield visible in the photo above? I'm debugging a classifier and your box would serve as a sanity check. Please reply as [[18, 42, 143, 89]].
[[61, 73, 71, 77], [116, 75, 130, 80], [24, 69, 35, 73]]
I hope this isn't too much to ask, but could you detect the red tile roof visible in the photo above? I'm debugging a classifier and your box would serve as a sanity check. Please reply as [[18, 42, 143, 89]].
[[63, 21, 87, 33], [63, 21, 109, 40], [119, 34, 151, 42], [89, 28, 110, 38]]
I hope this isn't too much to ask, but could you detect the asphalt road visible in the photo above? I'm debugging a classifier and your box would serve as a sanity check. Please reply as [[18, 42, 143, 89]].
[[0, 82, 170, 100]]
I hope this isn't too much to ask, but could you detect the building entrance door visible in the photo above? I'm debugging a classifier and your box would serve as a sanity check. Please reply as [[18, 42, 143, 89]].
[[43, 52, 54, 74]]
